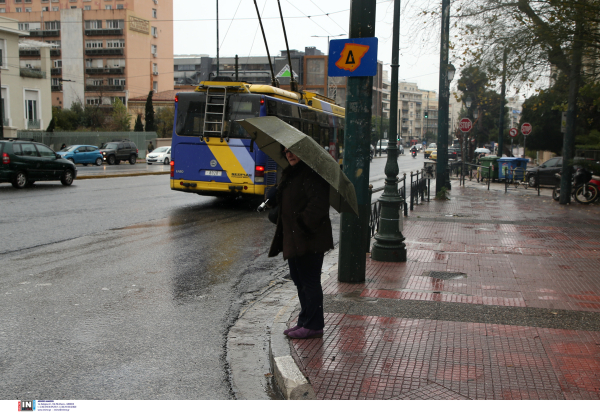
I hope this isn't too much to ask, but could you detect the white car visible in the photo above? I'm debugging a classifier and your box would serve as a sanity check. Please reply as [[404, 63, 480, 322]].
[[146, 146, 171, 165]]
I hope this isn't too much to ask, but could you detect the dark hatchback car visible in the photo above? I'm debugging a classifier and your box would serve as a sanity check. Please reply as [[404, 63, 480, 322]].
[[0, 139, 77, 188], [526, 157, 588, 187]]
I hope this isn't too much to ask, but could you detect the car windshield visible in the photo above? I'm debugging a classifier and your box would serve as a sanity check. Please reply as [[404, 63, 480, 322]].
[[153, 147, 169, 153], [64, 146, 77, 152], [429, 144, 437, 148], [100, 143, 118, 150]]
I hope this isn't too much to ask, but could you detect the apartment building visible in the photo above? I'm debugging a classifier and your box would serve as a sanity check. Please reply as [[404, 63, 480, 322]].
[[0, 17, 51, 135], [1, 0, 173, 109]]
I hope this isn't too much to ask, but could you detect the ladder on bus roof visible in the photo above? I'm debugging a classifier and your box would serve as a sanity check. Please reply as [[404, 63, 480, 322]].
[[203, 86, 228, 142]]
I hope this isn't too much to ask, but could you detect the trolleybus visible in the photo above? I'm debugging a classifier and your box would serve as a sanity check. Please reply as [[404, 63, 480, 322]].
[[170, 79, 345, 198]]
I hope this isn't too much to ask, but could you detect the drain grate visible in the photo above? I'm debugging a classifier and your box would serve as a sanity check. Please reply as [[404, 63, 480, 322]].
[[424, 271, 467, 280]]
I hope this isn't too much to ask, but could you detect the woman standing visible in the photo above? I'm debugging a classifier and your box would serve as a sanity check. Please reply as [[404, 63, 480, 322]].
[[268, 147, 333, 339]]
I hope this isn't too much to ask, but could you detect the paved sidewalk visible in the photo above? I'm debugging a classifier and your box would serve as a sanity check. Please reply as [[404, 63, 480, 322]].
[[284, 180, 600, 400]]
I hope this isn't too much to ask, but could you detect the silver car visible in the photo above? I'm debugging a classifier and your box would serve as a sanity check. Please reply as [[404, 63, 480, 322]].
[[146, 146, 171, 165]]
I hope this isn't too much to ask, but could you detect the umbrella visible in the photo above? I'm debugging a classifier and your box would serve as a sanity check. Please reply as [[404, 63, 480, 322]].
[[474, 148, 490, 154], [237, 116, 359, 216]]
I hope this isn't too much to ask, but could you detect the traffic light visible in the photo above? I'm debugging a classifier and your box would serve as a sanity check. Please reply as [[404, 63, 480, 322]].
[[424, 111, 428, 119]]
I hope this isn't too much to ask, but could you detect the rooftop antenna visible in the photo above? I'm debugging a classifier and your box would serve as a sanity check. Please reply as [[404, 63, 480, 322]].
[[276, 0, 297, 92], [253, 0, 278, 87]]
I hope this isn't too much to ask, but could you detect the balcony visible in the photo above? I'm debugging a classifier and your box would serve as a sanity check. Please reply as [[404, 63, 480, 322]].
[[85, 84, 125, 91], [27, 119, 41, 129], [29, 29, 60, 37], [20, 68, 46, 79], [50, 49, 61, 56], [51, 85, 62, 91], [85, 67, 125, 75], [51, 67, 61, 75], [19, 49, 40, 57], [85, 48, 124, 56], [85, 28, 123, 36]]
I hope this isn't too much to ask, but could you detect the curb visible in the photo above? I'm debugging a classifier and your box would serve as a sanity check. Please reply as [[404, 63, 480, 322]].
[[76, 171, 170, 180]]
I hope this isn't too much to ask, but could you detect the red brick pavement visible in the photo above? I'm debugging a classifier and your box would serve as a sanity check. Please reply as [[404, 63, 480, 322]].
[[289, 185, 600, 400]]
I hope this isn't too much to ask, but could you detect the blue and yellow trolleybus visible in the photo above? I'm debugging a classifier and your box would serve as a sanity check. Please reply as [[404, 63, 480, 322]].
[[170, 79, 345, 199]]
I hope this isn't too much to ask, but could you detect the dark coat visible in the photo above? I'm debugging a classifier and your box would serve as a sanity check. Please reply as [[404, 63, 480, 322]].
[[268, 162, 334, 259]]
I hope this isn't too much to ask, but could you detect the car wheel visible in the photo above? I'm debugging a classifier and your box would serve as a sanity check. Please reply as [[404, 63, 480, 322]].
[[163, 157, 169, 165], [12, 171, 27, 189], [61, 169, 74, 186], [129, 155, 136, 165], [115, 159, 121, 165], [528, 174, 537, 188], [107, 155, 116, 165], [95, 157, 102, 166]]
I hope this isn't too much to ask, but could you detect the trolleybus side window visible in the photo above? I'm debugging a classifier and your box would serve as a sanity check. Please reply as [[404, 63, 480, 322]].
[[177, 100, 205, 136]]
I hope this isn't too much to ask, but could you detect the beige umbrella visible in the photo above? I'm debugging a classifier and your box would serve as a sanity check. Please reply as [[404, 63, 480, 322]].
[[237, 116, 359, 216]]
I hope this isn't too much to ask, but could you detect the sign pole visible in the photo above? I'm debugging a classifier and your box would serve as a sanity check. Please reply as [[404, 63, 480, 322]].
[[337, 0, 377, 282]]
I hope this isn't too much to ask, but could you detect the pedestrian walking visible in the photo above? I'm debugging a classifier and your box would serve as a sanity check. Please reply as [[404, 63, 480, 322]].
[[60, 143, 67, 151], [268, 146, 333, 340], [147, 141, 154, 153]]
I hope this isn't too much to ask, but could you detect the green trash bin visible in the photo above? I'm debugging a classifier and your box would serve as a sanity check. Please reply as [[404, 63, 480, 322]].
[[480, 155, 499, 181]]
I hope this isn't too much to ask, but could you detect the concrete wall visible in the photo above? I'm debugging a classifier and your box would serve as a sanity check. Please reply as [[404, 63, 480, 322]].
[[61, 9, 85, 109]]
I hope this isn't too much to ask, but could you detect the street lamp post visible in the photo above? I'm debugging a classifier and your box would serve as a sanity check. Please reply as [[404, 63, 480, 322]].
[[464, 96, 472, 177]]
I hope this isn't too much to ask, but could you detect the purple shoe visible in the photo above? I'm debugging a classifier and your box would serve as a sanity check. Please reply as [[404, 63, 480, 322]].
[[283, 325, 302, 336], [287, 327, 323, 339]]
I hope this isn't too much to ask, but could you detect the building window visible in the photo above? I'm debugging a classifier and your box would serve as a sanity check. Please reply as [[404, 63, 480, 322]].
[[105, 5, 111, 9], [106, 39, 124, 48], [152, 8, 156, 18], [86, 98, 101, 105], [41, 6, 48, 11], [0, 8, 5, 12], [106, 58, 124, 67], [52, 6, 58, 11], [53, 60, 61, 68], [45, 21, 60, 30], [25, 0, 31, 3], [85, 20, 102, 29], [15, 7, 21, 12], [116, 4, 123, 9], [25, 7, 31, 12], [85, 40, 103, 49], [15, 0, 22, 3], [84, 5, 90, 10], [106, 20, 124, 29], [151, 44, 157, 54], [25, 91, 39, 123], [87, 79, 103, 86], [0, 0, 5, 3], [152, 63, 157, 73], [108, 78, 125, 86], [153, 81, 157, 93], [151, 26, 157, 37], [51, 78, 60, 86], [306, 59, 325, 85], [46, 40, 61, 48]]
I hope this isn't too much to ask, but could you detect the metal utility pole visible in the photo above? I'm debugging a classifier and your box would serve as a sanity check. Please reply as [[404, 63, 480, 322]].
[[371, 0, 406, 263], [498, 48, 507, 157], [338, 0, 377, 282], [216, 0, 219, 77], [435, 0, 452, 194]]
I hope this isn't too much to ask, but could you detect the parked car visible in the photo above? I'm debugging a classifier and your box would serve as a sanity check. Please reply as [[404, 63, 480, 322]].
[[99, 140, 139, 165], [424, 143, 437, 159], [449, 145, 462, 159], [448, 148, 458, 160], [376, 140, 389, 153], [526, 156, 588, 187], [0, 139, 77, 188], [146, 146, 171, 165], [57, 145, 103, 166]]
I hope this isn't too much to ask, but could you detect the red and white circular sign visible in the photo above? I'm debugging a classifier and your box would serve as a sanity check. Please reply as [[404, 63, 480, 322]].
[[459, 118, 472, 132], [521, 123, 532, 135], [509, 128, 518, 137]]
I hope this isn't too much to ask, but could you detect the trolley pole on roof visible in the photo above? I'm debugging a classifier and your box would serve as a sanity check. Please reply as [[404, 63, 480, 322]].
[[216, 0, 219, 77], [338, 0, 377, 283]]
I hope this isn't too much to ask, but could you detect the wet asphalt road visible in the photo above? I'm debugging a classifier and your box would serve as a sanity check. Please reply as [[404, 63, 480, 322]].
[[0, 153, 423, 400]]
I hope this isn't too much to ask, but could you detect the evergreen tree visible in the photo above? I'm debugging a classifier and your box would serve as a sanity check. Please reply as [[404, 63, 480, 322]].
[[46, 117, 56, 132], [144, 91, 155, 132], [134, 114, 144, 131]]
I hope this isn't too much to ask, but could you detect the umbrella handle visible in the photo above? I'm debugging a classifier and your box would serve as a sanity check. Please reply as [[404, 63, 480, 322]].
[[257, 198, 269, 212]]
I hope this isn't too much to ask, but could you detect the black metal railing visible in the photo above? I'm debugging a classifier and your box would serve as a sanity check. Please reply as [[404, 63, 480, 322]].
[[409, 170, 428, 211], [367, 173, 413, 245]]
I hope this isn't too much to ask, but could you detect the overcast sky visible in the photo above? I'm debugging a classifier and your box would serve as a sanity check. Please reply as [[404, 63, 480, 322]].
[[173, 0, 444, 93]]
